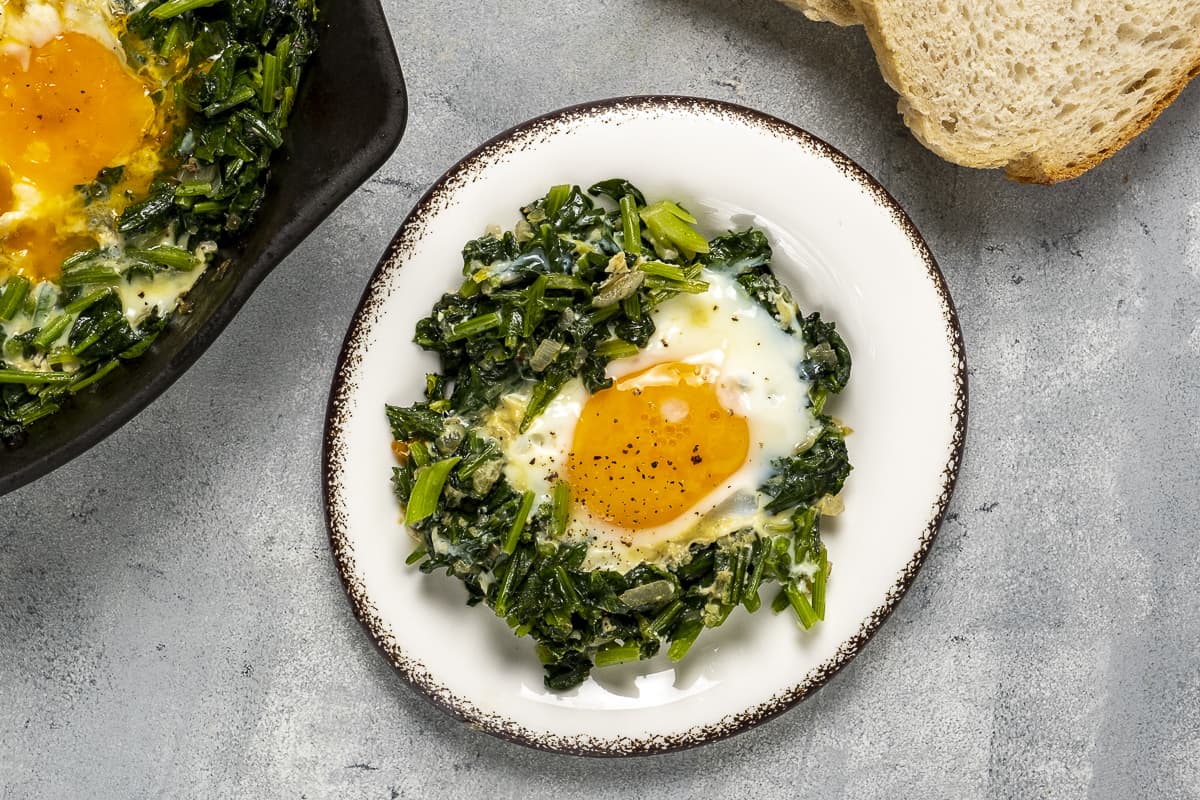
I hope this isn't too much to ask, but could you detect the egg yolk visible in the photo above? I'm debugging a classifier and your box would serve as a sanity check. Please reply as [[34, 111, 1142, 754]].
[[0, 168, 12, 216], [0, 31, 154, 280], [566, 361, 750, 530]]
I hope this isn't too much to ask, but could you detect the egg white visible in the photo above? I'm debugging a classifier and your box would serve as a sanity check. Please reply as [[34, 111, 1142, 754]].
[[0, 0, 124, 64], [487, 268, 822, 572]]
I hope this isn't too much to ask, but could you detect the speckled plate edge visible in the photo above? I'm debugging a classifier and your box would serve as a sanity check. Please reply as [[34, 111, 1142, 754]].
[[323, 95, 968, 757]]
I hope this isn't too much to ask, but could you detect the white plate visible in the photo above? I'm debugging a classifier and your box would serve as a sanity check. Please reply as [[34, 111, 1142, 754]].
[[323, 97, 967, 755]]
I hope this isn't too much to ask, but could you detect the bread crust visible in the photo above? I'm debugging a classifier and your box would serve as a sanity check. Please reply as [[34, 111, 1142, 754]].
[[776, 0, 861, 26], [852, 0, 1200, 184], [1006, 59, 1200, 183]]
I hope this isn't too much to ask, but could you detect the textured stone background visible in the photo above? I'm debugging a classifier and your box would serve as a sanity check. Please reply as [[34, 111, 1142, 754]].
[[3, 0, 1200, 797]]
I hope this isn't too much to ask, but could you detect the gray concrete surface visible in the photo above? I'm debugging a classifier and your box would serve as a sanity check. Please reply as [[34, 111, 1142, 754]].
[[3, 0, 1200, 796]]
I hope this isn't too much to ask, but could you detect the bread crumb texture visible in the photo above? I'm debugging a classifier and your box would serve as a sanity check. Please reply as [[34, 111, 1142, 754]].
[[854, 0, 1200, 182]]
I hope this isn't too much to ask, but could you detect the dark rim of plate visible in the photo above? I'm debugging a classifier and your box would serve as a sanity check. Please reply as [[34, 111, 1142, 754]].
[[323, 95, 969, 758]]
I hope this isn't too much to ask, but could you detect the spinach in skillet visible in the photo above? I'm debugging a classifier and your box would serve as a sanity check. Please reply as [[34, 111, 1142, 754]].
[[0, 0, 318, 444]]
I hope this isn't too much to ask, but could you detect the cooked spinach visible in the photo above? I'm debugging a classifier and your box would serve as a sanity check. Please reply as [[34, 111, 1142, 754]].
[[0, 0, 317, 443], [390, 181, 852, 689]]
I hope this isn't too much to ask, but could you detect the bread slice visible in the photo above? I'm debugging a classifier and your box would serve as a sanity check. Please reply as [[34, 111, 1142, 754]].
[[777, 0, 861, 26], [853, 0, 1200, 182]]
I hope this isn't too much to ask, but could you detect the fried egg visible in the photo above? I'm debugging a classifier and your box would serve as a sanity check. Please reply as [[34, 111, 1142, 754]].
[[488, 269, 823, 572], [0, 0, 168, 282]]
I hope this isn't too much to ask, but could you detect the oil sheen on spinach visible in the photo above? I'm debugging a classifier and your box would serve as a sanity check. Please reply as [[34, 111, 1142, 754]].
[[0, 0, 317, 443], [389, 181, 852, 690]]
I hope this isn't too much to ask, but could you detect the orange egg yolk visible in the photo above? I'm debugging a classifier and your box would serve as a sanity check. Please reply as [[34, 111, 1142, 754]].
[[0, 169, 12, 215], [566, 361, 750, 530], [0, 31, 154, 281]]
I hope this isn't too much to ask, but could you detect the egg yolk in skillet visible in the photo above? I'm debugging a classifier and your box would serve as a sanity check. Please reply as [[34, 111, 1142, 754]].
[[0, 170, 12, 216], [566, 361, 750, 530], [0, 31, 155, 280]]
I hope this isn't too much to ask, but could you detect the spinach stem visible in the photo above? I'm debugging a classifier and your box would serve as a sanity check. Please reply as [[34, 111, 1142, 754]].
[[595, 338, 638, 359], [619, 194, 641, 255], [32, 315, 71, 350], [69, 360, 120, 393], [503, 491, 535, 555], [813, 548, 829, 620], [445, 311, 501, 342], [406, 457, 461, 524], [65, 288, 113, 315], [128, 245, 196, 270], [0, 277, 30, 321], [149, 0, 223, 19], [261, 52, 280, 113], [784, 582, 819, 629], [594, 642, 641, 668], [0, 369, 75, 386], [550, 481, 571, 537]]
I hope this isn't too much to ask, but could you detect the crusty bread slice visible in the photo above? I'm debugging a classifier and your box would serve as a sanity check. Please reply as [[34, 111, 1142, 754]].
[[777, 0, 861, 26], [853, 0, 1200, 182]]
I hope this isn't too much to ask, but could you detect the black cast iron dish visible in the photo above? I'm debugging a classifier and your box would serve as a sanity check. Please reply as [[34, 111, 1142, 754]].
[[0, 0, 407, 496]]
